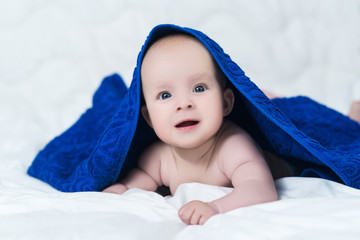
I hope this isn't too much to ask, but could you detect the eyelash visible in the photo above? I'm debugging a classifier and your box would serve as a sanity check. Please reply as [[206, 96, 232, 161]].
[[193, 84, 207, 93], [158, 91, 171, 100], [156, 84, 208, 100]]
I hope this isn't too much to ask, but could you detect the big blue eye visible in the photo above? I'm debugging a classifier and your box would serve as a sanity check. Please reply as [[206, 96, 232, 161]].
[[194, 85, 206, 93], [159, 92, 171, 100]]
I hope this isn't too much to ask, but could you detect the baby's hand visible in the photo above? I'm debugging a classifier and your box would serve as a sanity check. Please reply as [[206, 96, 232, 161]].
[[178, 200, 219, 225]]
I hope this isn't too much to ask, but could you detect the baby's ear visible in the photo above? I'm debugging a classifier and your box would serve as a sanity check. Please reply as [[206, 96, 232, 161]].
[[141, 105, 153, 128], [223, 88, 234, 117]]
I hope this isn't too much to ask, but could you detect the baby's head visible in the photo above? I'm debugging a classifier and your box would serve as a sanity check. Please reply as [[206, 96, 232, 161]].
[[140, 34, 234, 149]]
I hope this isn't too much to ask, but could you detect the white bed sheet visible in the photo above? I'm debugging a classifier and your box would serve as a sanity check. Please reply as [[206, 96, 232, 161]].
[[1, 0, 360, 239], [1, 174, 360, 239]]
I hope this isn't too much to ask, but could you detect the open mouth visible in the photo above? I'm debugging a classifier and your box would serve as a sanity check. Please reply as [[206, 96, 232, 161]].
[[175, 120, 199, 128]]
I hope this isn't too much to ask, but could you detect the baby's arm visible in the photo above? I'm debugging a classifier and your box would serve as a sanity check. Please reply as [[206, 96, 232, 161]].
[[178, 129, 277, 225], [212, 132, 277, 213], [102, 143, 163, 194]]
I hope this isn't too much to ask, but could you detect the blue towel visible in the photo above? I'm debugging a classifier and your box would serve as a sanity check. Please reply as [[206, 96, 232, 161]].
[[27, 24, 360, 192]]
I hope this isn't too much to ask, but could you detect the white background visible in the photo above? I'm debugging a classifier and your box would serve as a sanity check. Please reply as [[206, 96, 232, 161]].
[[1, 1, 360, 239]]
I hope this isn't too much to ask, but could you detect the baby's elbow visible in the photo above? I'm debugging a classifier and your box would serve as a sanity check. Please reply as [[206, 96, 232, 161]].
[[262, 188, 278, 204], [260, 177, 278, 203], [102, 183, 128, 194], [270, 189, 279, 202], [249, 191, 277, 207], [250, 186, 278, 206]]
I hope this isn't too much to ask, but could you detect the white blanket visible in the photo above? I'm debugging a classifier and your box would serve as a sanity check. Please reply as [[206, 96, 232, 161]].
[[1, 0, 360, 239], [1, 174, 360, 239]]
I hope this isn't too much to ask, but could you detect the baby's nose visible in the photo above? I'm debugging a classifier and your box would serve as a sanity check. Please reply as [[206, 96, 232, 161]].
[[176, 100, 194, 112]]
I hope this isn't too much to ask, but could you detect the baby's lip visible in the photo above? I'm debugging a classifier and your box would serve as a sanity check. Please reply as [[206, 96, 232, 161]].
[[175, 119, 199, 128]]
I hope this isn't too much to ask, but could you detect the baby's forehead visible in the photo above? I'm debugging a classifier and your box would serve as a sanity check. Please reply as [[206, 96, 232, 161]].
[[146, 34, 205, 55], [141, 33, 226, 89]]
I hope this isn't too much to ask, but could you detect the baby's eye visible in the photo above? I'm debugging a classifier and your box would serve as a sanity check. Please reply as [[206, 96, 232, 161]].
[[194, 85, 206, 93], [158, 92, 172, 100]]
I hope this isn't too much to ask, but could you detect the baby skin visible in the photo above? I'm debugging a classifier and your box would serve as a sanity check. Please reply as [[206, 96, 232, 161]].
[[349, 101, 360, 124], [103, 34, 278, 225]]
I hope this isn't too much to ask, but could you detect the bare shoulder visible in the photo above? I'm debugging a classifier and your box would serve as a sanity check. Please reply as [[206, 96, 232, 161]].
[[137, 141, 168, 184], [138, 141, 168, 166], [218, 120, 261, 154], [216, 120, 265, 175]]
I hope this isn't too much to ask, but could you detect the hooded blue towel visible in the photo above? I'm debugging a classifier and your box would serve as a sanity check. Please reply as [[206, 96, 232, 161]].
[[28, 24, 360, 192]]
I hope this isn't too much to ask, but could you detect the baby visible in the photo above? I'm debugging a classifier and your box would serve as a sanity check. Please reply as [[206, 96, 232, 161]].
[[103, 34, 278, 225]]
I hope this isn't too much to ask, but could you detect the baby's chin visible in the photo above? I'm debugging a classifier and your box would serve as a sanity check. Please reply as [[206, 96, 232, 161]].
[[165, 135, 218, 151]]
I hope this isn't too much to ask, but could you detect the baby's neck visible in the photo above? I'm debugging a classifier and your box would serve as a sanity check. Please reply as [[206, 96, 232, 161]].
[[171, 137, 217, 167]]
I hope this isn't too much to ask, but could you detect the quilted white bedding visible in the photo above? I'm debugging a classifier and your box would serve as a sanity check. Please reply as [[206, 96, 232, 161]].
[[1, 0, 360, 239]]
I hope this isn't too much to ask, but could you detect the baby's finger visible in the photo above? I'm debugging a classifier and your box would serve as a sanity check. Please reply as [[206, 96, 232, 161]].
[[189, 209, 204, 225], [198, 214, 210, 225], [178, 206, 195, 225]]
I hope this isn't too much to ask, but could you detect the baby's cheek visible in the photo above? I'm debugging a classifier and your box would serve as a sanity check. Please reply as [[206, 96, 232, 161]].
[[152, 122, 170, 142]]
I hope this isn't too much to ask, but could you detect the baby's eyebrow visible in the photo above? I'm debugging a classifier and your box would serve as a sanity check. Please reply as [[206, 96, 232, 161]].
[[151, 83, 172, 92], [189, 72, 212, 81]]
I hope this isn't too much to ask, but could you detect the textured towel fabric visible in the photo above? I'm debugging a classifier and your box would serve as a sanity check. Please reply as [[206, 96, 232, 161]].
[[27, 24, 360, 192]]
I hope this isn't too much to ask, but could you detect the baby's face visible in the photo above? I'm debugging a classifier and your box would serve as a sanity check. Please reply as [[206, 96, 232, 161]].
[[141, 35, 228, 149]]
